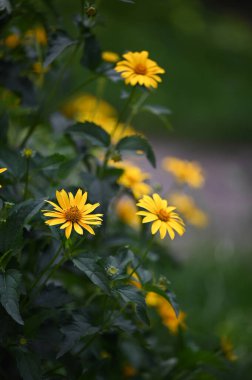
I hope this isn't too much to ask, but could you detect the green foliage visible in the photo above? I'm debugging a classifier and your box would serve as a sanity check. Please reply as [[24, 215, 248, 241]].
[[0, 269, 23, 325]]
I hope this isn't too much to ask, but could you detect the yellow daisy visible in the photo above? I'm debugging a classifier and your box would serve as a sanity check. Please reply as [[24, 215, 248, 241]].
[[115, 51, 165, 89], [116, 196, 140, 229], [136, 193, 185, 240], [42, 189, 103, 239], [102, 51, 119, 63], [162, 156, 205, 188], [0, 168, 7, 188]]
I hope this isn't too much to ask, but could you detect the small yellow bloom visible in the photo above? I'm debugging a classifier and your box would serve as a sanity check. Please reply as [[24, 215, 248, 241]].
[[221, 336, 238, 362], [102, 51, 119, 63], [42, 189, 103, 239], [170, 192, 208, 228], [163, 157, 205, 188], [127, 266, 142, 289], [22, 148, 34, 158], [115, 51, 165, 89], [146, 292, 186, 334], [116, 196, 140, 229], [0, 168, 7, 189], [136, 193, 185, 240], [25, 26, 47, 46], [5, 33, 21, 49], [32, 62, 49, 75], [115, 161, 151, 199]]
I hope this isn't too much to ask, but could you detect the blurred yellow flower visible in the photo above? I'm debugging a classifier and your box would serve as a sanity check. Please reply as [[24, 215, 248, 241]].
[[127, 266, 142, 289], [32, 62, 49, 74], [5, 33, 21, 49], [136, 193, 185, 240], [0, 168, 7, 189], [123, 365, 137, 378], [170, 192, 208, 228], [22, 148, 34, 158], [25, 26, 47, 46], [162, 156, 205, 188], [42, 189, 103, 239], [221, 336, 238, 362], [102, 51, 119, 63], [146, 292, 186, 334], [116, 196, 140, 229], [115, 161, 151, 199], [115, 51, 165, 89]]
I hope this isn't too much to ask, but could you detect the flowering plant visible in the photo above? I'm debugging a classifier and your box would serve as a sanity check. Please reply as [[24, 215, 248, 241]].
[[0, 1, 235, 379]]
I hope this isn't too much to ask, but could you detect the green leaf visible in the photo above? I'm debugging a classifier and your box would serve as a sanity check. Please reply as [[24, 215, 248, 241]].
[[57, 314, 99, 358], [142, 104, 171, 116], [144, 284, 179, 317], [116, 135, 156, 167], [81, 33, 101, 70], [67, 122, 110, 147], [73, 253, 110, 294], [44, 31, 76, 67], [114, 285, 149, 325], [15, 349, 41, 380], [35, 153, 67, 170], [0, 269, 23, 325]]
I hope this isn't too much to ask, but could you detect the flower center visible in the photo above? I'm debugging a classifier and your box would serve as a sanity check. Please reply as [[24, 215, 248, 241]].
[[64, 206, 82, 223], [134, 63, 147, 75], [157, 209, 170, 222]]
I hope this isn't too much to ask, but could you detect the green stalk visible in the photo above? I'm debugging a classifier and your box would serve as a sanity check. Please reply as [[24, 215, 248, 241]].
[[23, 156, 31, 200]]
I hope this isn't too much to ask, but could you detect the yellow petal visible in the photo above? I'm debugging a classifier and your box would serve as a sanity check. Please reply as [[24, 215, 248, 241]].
[[74, 223, 83, 235], [46, 218, 66, 226], [151, 220, 162, 234], [65, 223, 72, 239]]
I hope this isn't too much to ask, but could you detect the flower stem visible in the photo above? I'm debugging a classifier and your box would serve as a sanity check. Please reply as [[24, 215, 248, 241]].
[[128, 237, 154, 279], [23, 157, 31, 200]]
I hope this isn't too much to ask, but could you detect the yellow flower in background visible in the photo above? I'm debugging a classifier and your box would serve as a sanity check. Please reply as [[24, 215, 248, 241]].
[[116, 196, 140, 229], [25, 26, 47, 46], [0, 168, 7, 189], [123, 365, 138, 378], [127, 266, 142, 289], [115, 161, 151, 199], [146, 292, 186, 334], [162, 156, 205, 188], [137, 193, 185, 240], [102, 51, 119, 63], [42, 189, 103, 239], [221, 337, 238, 362], [32, 62, 49, 75], [5, 33, 21, 49], [115, 51, 165, 89], [170, 192, 208, 228]]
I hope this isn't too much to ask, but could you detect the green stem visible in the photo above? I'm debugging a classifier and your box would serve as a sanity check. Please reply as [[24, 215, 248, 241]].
[[128, 237, 153, 279], [23, 157, 31, 200]]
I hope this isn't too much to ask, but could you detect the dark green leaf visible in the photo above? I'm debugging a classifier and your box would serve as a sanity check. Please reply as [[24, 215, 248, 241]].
[[34, 284, 72, 308], [0, 269, 23, 325], [116, 135, 156, 167], [68, 122, 110, 147], [15, 349, 41, 380], [81, 33, 101, 70], [144, 284, 179, 317], [73, 253, 110, 294], [44, 31, 76, 67], [35, 153, 66, 170]]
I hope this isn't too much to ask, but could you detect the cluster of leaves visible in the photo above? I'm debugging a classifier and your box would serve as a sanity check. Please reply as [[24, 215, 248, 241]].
[[0, 1, 235, 379]]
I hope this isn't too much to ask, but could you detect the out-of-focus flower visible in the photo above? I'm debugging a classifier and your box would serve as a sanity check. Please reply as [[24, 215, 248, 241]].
[[115, 51, 165, 89], [127, 266, 142, 289], [123, 365, 138, 378], [4, 33, 21, 48], [221, 336, 238, 362], [146, 292, 186, 334], [42, 189, 103, 239], [170, 192, 208, 228], [102, 51, 119, 63], [32, 62, 49, 74], [162, 156, 205, 188], [21, 148, 35, 159], [114, 161, 151, 199], [25, 26, 47, 46], [136, 193, 185, 240], [0, 168, 7, 189], [116, 196, 140, 229]]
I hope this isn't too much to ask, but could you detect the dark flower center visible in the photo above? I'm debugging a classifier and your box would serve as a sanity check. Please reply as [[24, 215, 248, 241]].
[[65, 206, 81, 223]]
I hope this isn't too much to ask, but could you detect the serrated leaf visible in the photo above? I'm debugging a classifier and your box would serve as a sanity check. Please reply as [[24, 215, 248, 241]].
[[67, 122, 110, 147], [73, 254, 110, 294], [15, 349, 41, 380], [116, 135, 156, 167], [0, 269, 23, 325], [144, 284, 179, 317], [57, 314, 99, 358], [44, 31, 76, 67]]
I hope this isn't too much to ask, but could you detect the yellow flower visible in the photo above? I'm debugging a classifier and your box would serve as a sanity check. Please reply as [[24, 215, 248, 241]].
[[162, 156, 205, 188], [115, 161, 151, 199], [136, 193, 185, 240], [102, 51, 119, 63], [25, 26, 47, 46], [221, 337, 238, 362], [170, 192, 208, 228], [42, 189, 103, 239], [127, 266, 142, 289], [0, 168, 7, 189], [115, 51, 165, 89], [116, 196, 140, 229], [21, 148, 34, 158], [32, 62, 49, 74], [146, 292, 186, 334], [123, 365, 138, 378], [5, 33, 21, 49]]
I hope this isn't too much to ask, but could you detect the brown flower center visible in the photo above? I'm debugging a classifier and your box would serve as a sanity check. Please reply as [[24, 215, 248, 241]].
[[64, 206, 82, 223], [157, 209, 170, 222], [134, 63, 147, 75]]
